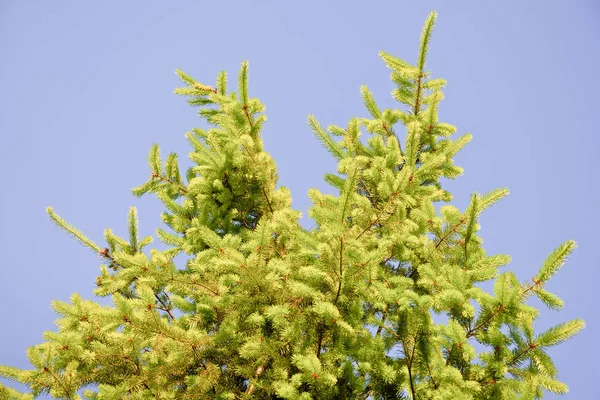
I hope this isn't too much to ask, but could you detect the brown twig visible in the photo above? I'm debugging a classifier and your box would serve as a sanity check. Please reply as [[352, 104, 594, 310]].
[[356, 192, 398, 240], [151, 172, 188, 195], [434, 218, 466, 249], [154, 292, 175, 320], [413, 73, 425, 116], [402, 338, 417, 400], [43, 368, 73, 400], [466, 305, 504, 338]]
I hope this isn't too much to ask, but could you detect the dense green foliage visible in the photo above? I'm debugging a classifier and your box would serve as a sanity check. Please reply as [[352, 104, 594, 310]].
[[0, 12, 583, 400]]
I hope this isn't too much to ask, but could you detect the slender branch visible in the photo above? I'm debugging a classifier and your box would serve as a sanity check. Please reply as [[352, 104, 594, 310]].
[[334, 237, 344, 305], [154, 293, 175, 320], [381, 121, 404, 156], [434, 218, 465, 249], [382, 122, 404, 156], [316, 324, 324, 360], [356, 192, 398, 240], [239, 143, 274, 214], [242, 104, 254, 130], [375, 307, 388, 337], [413, 74, 424, 116], [520, 278, 542, 297], [168, 273, 220, 296], [466, 305, 504, 338], [402, 339, 417, 400], [508, 345, 534, 367], [425, 360, 438, 389], [151, 172, 188, 194], [261, 187, 274, 214], [44, 368, 73, 400], [126, 319, 194, 345], [319, 237, 344, 359], [466, 278, 544, 339], [358, 177, 377, 208]]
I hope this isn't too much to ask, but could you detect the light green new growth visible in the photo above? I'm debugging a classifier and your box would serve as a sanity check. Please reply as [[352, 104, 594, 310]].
[[1, 11, 583, 400]]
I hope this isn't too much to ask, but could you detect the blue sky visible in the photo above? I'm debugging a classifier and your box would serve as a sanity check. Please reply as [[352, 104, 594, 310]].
[[1, 1, 598, 398]]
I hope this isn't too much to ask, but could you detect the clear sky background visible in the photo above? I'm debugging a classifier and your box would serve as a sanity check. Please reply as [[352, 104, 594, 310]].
[[1, 1, 598, 398]]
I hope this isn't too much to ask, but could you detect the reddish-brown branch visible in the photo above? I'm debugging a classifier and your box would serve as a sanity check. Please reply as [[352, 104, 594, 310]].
[[151, 172, 188, 194], [413, 73, 425, 116], [356, 192, 398, 240], [154, 293, 175, 320], [466, 305, 504, 338], [434, 218, 466, 249]]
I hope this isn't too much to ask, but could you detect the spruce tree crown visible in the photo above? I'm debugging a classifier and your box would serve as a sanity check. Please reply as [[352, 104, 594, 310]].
[[0, 11, 583, 400]]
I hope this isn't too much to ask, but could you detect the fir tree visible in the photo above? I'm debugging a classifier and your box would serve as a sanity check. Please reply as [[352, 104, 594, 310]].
[[0, 11, 583, 400]]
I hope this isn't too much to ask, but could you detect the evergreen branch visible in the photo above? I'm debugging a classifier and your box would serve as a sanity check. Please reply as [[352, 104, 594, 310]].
[[243, 103, 254, 130], [360, 85, 382, 119], [434, 217, 466, 249], [466, 304, 504, 338], [534, 287, 565, 311], [174, 69, 198, 87], [413, 73, 425, 116], [334, 237, 344, 305], [0, 383, 33, 400], [356, 191, 398, 240], [308, 115, 346, 160], [425, 360, 438, 390], [340, 168, 359, 224], [238, 61, 249, 105], [378, 51, 412, 71], [375, 307, 388, 337], [402, 338, 417, 400], [463, 194, 478, 263], [125, 317, 195, 345], [468, 276, 571, 340], [151, 172, 189, 194], [384, 121, 398, 140], [261, 187, 274, 214], [383, 246, 397, 266], [186, 130, 221, 169], [235, 141, 274, 215], [358, 177, 377, 208], [463, 194, 478, 246], [46, 207, 103, 254], [417, 12, 437, 74], [477, 188, 509, 214], [520, 278, 543, 298], [316, 324, 325, 360], [413, 12, 436, 116], [154, 292, 175, 320], [535, 240, 577, 284], [508, 345, 535, 368], [43, 367, 72, 400], [169, 273, 220, 296], [148, 143, 162, 175], [128, 206, 139, 253], [316, 235, 345, 360], [381, 121, 404, 156], [216, 70, 227, 96], [100, 249, 178, 320], [534, 319, 585, 348], [405, 121, 422, 166]]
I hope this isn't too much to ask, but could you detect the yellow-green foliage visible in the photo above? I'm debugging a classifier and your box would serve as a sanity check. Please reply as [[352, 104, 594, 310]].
[[0, 11, 583, 400]]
